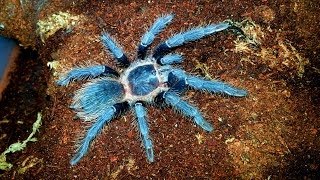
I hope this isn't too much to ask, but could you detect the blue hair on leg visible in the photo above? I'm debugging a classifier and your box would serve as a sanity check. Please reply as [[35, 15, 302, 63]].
[[152, 43, 171, 60], [140, 14, 174, 47], [134, 102, 154, 162], [103, 66, 120, 77], [72, 79, 125, 120], [167, 70, 187, 93], [165, 23, 230, 47], [138, 14, 174, 59], [157, 54, 183, 65], [153, 22, 230, 59], [186, 76, 248, 97], [57, 65, 118, 86], [70, 106, 117, 165], [101, 32, 130, 67], [164, 92, 213, 132]]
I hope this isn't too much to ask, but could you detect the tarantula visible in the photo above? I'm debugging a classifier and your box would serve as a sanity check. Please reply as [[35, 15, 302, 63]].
[[57, 14, 247, 165]]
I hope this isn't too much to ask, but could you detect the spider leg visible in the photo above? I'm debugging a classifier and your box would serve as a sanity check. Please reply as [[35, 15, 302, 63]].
[[71, 78, 125, 121], [169, 69, 247, 97], [134, 102, 154, 162], [70, 102, 129, 165], [163, 91, 214, 132], [157, 53, 183, 65], [57, 65, 119, 86], [153, 22, 230, 60], [186, 75, 248, 97], [101, 32, 130, 67], [167, 69, 187, 93], [138, 14, 174, 59]]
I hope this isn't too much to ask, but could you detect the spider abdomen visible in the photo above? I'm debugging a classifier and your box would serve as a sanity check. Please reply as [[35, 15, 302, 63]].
[[127, 64, 160, 96]]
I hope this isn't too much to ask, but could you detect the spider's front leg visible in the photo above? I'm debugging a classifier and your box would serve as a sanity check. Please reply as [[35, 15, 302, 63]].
[[138, 14, 174, 59], [57, 65, 119, 86], [153, 22, 230, 60], [101, 32, 130, 67], [133, 102, 154, 162]]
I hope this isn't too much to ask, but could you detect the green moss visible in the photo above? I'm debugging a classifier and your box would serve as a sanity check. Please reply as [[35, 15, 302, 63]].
[[0, 112, 42, 171], [36, 12, 81, 43]]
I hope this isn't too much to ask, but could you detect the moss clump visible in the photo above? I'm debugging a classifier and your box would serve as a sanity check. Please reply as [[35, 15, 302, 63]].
[[36, 12, 81, 43]]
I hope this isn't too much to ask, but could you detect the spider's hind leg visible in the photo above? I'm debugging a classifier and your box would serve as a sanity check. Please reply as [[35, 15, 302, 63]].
[[57, 65, 119, 86], [163, 91, 214, 132], [70, 101, 129, 165], [134, 102, 154, 162]]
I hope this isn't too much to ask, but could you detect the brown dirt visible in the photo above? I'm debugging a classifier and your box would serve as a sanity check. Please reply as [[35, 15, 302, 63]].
[[0, 0, 319, 179]]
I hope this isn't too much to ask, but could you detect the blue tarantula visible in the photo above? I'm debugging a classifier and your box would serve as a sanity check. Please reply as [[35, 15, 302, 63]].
[[57, 14, 247, 165]]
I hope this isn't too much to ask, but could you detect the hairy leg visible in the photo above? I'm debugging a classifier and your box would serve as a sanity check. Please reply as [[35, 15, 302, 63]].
[[71, 106, 116, 165], [57, 65, 119, 86], [157, 53, 183, 65], [70, 102, 129, 165], [72, 78, 125, 121], [153, 22, 230, 59], [169, 68, 247, 97], [134, 102, 154, 162], [138, 14, 174, 59], [101, 32, 130, 67], [163, 91, 213, 132], [186, 75, 248, 97]]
